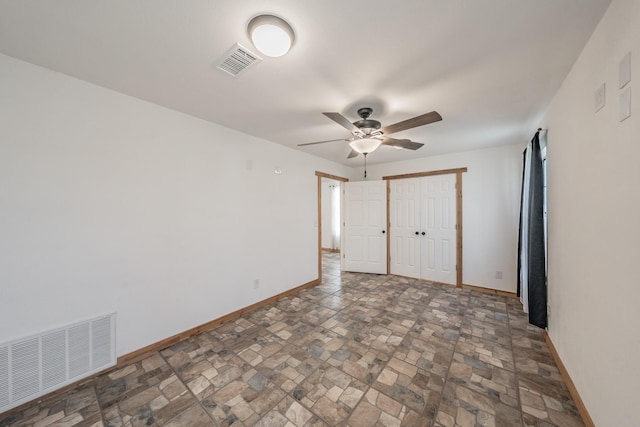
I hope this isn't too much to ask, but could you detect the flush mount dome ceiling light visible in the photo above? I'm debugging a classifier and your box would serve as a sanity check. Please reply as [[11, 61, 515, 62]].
[[248, 14, 295, 57]]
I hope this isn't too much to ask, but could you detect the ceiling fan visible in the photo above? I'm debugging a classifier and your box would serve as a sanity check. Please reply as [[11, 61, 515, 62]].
[[298, 107, 442, 159]]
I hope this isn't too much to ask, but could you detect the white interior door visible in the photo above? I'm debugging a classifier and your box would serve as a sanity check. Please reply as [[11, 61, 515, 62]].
[[389, 175, 457, 285], [421, 174, 457, 284], [390, 178, 421, 278], [343, 180, 387, 274]]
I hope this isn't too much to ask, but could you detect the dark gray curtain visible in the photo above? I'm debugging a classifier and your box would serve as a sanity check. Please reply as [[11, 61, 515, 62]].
[[518, 131, 547, 328]]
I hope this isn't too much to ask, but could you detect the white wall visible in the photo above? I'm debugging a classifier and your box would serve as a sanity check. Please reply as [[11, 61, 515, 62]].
[[0, 54, 352, 356], [541, 1, 640, 425], [357, 143, 524, 292]]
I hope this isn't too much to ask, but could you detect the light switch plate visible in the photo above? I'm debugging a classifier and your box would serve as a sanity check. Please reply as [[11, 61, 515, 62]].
[[619, 86, 631, 122], [619, 52, 631, 89], [595, 83, 606, 112]]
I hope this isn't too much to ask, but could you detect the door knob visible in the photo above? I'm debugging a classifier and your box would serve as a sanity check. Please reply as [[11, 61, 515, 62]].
[[382, 230, 386, 234], [422, 232, 426, 235], [415, 231, 419, 235]]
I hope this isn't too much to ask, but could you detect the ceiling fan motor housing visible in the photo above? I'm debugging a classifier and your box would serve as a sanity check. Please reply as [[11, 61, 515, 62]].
[[353, 107, 381, 132]]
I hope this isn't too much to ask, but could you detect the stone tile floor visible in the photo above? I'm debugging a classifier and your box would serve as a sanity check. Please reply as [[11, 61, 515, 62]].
[[0, 252, 584, 426]]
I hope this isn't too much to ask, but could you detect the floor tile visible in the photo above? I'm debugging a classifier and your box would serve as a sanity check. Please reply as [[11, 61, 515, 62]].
[[371, 357, 443, 420], [256, 396, 327, 427], [455, 334, 515, 372], [324, 339, 389, 386], [0, 382, 102, 427], [436, 382, 523, 427], [248, 305, 294, 329], [293, 365, 368, 426], [315, 294, 354, 311], [256, 343, 323, 392], [96, 354, 195, 427], [447, 354, 519, 409], [347, 388, 429, 427], [394, 331, 454, 378], [460, 318, 512, 347]]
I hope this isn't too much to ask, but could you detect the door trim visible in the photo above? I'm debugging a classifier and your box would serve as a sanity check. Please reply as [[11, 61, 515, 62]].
[[455, 171, 463, 287], [382, 167, 467, 180], [315, 171, 349, 281], [383, 167, 467, 287]]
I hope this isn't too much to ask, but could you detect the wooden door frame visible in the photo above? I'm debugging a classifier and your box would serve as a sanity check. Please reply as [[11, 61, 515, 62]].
[[383, 167, 467, 287], [315, 171, 349, 281]]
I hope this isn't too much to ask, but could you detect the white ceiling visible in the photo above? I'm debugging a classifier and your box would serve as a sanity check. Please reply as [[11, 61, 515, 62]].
[[0, 0, 611, 166]]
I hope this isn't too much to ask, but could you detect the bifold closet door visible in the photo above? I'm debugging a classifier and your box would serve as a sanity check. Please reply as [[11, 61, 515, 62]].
[[343, 180, 387, 274]]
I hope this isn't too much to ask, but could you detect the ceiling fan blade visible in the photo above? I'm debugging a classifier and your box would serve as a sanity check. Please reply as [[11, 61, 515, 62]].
[[382, 138, 424, 150], [323, 112, 360, 133], [298, 138, 347, 147], [381, 111, 442, 135], [347, 149, 359, 159]]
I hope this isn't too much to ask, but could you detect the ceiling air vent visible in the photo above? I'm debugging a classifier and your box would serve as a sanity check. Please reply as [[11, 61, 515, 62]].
[[216, 43, 262, 77]]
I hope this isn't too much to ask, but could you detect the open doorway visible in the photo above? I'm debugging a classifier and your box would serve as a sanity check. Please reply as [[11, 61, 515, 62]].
[[321, 178, 341, 253], [315, 171, 349, 281]]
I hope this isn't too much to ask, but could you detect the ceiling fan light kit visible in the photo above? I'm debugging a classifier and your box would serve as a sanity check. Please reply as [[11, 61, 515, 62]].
[[247, 14, 295, 57], [349, 137, 382, 154]]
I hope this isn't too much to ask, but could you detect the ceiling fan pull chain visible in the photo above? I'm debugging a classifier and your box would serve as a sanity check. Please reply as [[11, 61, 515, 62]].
[[364, 153, 368, 179]]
